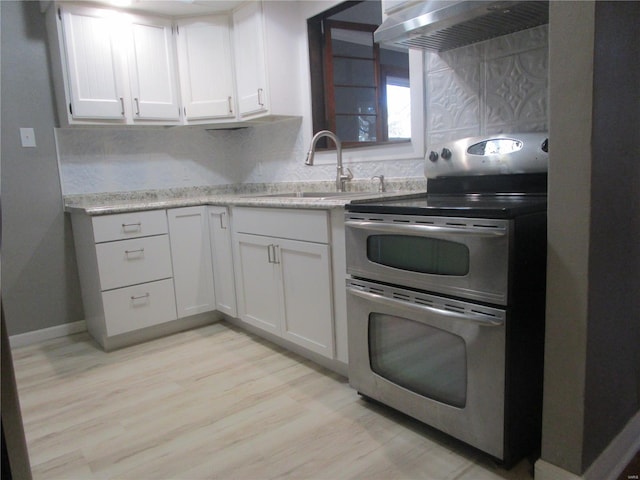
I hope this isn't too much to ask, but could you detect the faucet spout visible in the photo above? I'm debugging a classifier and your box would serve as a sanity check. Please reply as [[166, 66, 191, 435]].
[[304, 130, 353, 192]]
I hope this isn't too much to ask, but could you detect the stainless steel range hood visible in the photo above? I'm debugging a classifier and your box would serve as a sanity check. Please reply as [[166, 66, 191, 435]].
[[374, 0, 549, 52]]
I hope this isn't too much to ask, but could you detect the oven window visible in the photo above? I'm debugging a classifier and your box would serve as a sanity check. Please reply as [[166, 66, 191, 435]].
[[369, 313, 467, 408], [367, 235, 470, 276]]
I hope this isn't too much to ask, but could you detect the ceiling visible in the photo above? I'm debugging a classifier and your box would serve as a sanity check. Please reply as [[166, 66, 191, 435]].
[[61, 0, 244, 17]]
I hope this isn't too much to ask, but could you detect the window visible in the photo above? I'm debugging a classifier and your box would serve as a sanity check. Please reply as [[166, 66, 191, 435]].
[[307, 1, 410, 148]]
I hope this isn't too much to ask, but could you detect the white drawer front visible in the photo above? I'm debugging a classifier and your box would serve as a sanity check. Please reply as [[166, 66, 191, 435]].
[[233, 207, 329, 243], [102, 279, 177, 336], [96, 235, 173, 290], [92, 210, 168, 243]]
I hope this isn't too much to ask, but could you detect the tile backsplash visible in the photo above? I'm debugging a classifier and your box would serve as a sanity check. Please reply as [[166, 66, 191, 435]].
[[57, 26, 547, 195], [425, 24, 548, 146]]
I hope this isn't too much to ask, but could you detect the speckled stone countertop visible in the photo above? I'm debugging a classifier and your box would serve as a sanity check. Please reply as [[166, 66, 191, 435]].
[[64, 179, 427, 215]]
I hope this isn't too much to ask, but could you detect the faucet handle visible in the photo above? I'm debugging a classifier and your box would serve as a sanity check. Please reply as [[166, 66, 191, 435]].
[[342, 167, 354, 181], [338, 167, 353, 192]]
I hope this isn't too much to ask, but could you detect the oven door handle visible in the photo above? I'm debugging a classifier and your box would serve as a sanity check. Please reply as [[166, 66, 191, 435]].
[[347, 287, 504, 327], [345, 220, 506, 237]]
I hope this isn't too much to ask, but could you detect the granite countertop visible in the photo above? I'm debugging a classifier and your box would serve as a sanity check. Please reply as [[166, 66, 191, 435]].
[[64, 179, 427, 215]]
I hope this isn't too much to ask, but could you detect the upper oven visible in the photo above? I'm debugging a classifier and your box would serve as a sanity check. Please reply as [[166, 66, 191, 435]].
[[345, 212, 510, 305]]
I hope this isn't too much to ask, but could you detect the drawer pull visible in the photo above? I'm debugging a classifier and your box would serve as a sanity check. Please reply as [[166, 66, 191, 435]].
[[121, 222, 142, 231], [124, 248, 145, 256], [130, 293, 150, 301]]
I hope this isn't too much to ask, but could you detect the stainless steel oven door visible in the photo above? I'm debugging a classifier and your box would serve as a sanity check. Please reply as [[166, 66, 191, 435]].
[[347, 279, 506, 460], [345, 213, 510, 305]]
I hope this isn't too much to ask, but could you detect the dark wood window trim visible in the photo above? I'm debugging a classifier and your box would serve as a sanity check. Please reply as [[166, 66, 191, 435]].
[[323, 20, 381, 147], [307, 1, 411, 150]]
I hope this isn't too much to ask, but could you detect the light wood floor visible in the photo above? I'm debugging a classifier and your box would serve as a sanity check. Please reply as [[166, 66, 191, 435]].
[[12, 321, 534, 480]]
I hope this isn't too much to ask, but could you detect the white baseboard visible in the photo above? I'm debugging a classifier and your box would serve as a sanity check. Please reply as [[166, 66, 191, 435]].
[[9, 320, 87, 348], [584, 410, 640, 480], [536, 409, 640, 480], [535, 460, 582, 480]]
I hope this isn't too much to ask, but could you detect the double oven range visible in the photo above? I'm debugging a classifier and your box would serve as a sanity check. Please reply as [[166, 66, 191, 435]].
[[345, 134, 548, 467]]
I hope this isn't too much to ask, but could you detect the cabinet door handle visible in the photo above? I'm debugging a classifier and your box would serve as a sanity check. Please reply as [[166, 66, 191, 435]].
[[121, 222, 142, 231], [219, 212, 227, 230], [134, 97, 140, 116], [257, 88, 264, 107], [124, 248, 144, 256], [130, 292, 150, 301], [272, 245, 280, 264], [119, 97, 125, 115], [228, 96, 233, 114], [267, 244, 274, 264]]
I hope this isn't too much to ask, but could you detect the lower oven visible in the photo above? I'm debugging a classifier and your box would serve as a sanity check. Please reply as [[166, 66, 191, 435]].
[[346, 278, 507, 460]]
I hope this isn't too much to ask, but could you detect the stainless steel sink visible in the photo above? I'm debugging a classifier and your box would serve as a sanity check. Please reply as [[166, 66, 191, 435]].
[[247, 191, 374, 200]]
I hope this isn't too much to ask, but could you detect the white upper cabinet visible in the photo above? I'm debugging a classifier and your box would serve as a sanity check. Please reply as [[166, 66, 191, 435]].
[[232, 1, 303, 120], [49, 3, 180, 125], [176, 15, 236, 121], [56, 4, 127, 120], [232, 1, 268, 117], [126, 13, 180, 121], [46, 1, 302, 126]]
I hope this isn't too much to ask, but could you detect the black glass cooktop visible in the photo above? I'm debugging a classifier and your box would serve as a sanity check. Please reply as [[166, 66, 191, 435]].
[[347, 193, 547, 218], [347, 173, 548, 219]]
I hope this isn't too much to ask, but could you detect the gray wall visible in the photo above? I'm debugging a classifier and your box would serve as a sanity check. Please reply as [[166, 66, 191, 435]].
[[542, 1, 640, 474], [1, 0, 84, 335], [583, 0, 640, 469], [2, 0, 639, 474]]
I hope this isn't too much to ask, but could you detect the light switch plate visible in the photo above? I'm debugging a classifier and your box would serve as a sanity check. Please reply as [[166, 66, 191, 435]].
[[20, 128, 36, 148]]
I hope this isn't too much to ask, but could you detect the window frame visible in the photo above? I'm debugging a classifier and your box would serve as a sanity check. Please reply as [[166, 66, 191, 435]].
[[304, 0, 424, 163]]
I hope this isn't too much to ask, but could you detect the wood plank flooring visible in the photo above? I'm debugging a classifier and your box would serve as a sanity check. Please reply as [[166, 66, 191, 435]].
[[11, 321, 534, 479]]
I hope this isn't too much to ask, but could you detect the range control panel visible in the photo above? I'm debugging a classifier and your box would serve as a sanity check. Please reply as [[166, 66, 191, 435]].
[[425, 133, 549, 179]]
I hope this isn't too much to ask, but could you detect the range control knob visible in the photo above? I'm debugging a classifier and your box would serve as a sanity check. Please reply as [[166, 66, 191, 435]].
[[541, 138, 549, 153], [441, 148, 452, 160], [428, 151, 439, 162]]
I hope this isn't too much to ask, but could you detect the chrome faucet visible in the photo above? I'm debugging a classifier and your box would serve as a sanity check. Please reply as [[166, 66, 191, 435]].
[[371, 175, 386, 192], [304, 130, 353, 192]]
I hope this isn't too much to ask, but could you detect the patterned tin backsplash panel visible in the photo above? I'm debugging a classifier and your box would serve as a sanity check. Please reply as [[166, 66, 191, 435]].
[[425, 25, 548, 146]]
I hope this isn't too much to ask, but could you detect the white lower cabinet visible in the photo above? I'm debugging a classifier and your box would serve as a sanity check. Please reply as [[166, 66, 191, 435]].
[[232, 207, 335, 359], [208, 207, 237, 317], [71, 210, 178, 348], [70, 204, 342, 362], [167, 206, 216, 318]]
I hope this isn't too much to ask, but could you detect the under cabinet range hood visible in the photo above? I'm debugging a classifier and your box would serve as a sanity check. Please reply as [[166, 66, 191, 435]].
[[374, 0, 549, 51]]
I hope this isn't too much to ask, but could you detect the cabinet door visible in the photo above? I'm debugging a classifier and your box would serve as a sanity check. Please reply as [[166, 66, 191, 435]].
[[234, 233, 280, 335], [232, 1, 269, 117], [177, 16, 235, 120], [126, 13, 180, 121], [59, 4, 126, 119], [278, 239, 334, 358], [167, 207, 216, 318], [208, 207, 237, 317]]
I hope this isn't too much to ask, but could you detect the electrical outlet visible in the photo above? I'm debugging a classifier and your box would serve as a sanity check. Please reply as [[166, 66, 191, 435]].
[[20, 128, 37, 148]]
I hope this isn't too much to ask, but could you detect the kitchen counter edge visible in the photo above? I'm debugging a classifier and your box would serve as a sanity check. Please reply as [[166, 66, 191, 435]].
[[64, 192, 422, 216]]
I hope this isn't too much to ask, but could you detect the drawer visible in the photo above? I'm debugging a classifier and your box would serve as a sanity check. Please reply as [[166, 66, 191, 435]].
[[232, 207, 329, 243], [96, 235, 173, 290], [92, 210, 168, 243], [102, 279, 177, 336]]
